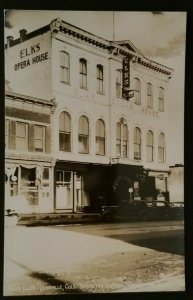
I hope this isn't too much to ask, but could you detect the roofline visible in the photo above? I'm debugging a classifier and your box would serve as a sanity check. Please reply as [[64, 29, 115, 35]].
[[5, 17, 173, 76]]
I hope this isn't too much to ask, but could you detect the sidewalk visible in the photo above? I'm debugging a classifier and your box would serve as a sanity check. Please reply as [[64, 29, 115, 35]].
[[17, 213, 101, 226]]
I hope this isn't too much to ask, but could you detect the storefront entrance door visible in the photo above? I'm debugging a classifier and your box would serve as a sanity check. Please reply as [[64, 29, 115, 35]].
[[56, 171, 73, 210]]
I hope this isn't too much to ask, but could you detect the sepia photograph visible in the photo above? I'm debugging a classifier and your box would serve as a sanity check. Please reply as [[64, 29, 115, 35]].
[[4, 10, 186, 295]]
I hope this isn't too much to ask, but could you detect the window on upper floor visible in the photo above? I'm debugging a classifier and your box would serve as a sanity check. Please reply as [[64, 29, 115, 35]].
[[159, 87, 164, 112], [59, 111, 71, 152], [116, 70, 122, 98], [78, 115, 89, 154], [96, 119, 105, 155], [146, 130, 154, 162], [116, 120, 128, 158], [97, 64, 104, 94], [158, 132, 165, 162], [80, 58, 87, 89], [134, 127, 141, 160], [60, 51, 70, 84], [34, 125, 45, 152], [147, 83, 153, 108], [134, 78, 141, 105], [5, 119, 50, 153], [16, 122, 28, 151]]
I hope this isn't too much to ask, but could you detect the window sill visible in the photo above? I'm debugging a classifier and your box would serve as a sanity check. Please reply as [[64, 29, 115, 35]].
[[78, 152, 89, 154], [60, 81, 71, 86], [80, 87, 88, 91]]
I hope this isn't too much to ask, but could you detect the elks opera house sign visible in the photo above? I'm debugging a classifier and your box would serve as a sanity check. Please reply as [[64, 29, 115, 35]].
[[14, 43, 49, 71]]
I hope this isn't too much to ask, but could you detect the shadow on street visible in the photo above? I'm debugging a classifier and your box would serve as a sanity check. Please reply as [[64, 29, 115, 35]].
[[7, 259, 84, 294], [29, 272, 83, 294], [107, 230, 184, 256]]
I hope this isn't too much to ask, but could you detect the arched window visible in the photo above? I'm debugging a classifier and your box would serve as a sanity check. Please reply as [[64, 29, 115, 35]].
[[116, 120, 128, 158], [96, 119, 105, 155], [59, 112, 71, 152], [60, 51, 70, 84], [116, 122, 121, 157], [134, 78, 141, 105], [116, 70, 122, 98], [159, 87, 164, 112], [147, 83, 153, 108], [146, 130, 154, 162], [158, 132, 165, 162], [78, 116, 89, 153], [97, 65, 104, 94], [134, 127, 141, 160], [123, 124, 128, 158], [79, 58, 87, 89]]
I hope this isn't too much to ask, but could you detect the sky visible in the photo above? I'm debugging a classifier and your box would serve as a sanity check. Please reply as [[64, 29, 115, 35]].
[[4, 10, 186, 165]]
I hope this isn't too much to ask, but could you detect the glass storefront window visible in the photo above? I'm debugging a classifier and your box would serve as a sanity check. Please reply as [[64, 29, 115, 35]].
[[20, 167, 38, 206]]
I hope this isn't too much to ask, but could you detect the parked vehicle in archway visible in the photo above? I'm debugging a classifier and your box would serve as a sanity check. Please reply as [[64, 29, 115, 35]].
[[100, 199, 179, 222], [101, 200, 154, 222]]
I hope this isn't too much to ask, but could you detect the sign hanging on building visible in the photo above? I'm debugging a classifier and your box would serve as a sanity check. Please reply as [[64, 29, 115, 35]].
[[122, 55, 134, 100], [122, 56, 130, 99]]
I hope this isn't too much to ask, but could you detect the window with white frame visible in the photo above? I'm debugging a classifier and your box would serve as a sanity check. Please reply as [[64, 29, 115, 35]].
[[34, 125, 45, 152], [134, 78, 141, 105], [60, 51, 70, 84], [96, 119, 105, 155], [59, 111, 71, 152], [116, 70, 122, 98], [158, 132, 165, 162], [78, 116, 89, 153], [97, 64, 104, 94], [16, 122, 28, 151], [159, 87, 164, 112], [116, 121, 128, 158], [146, 130, 154, 162], [134, 127, 141, 160], [80, 58, 87, 89], [147, 83, 153, 108]]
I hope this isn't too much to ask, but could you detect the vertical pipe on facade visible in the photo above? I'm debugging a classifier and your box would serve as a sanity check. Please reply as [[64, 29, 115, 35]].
[[113, 11, 115, 42], [108, 53, 112, 164], [108, 11, 115, 163], [72, 172, 75, 212]]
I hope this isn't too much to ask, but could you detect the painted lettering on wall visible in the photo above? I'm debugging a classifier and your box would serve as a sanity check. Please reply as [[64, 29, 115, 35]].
[[20, 43, 41, 58], [14, 43, 49, 70]]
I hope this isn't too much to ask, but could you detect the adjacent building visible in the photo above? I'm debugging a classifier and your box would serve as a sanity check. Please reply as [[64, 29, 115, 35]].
[[5, 18, 175, 214]]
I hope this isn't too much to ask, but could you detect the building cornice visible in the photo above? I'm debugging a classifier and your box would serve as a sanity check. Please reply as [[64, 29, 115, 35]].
[[5, 91, 57, 110], [50, 18, 173, 77]]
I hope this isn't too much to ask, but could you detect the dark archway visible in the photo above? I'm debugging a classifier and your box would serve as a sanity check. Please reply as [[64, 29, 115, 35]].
[[113, 176, 132, 204]]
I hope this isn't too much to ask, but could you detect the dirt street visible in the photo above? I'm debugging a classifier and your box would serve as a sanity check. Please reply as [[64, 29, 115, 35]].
[[4, 225, 184, 295], [49, 250, 184, 293]]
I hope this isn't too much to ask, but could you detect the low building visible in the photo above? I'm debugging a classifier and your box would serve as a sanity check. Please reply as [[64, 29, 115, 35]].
[[168, 164, 184, 203], [5, 89, 56, 213]]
